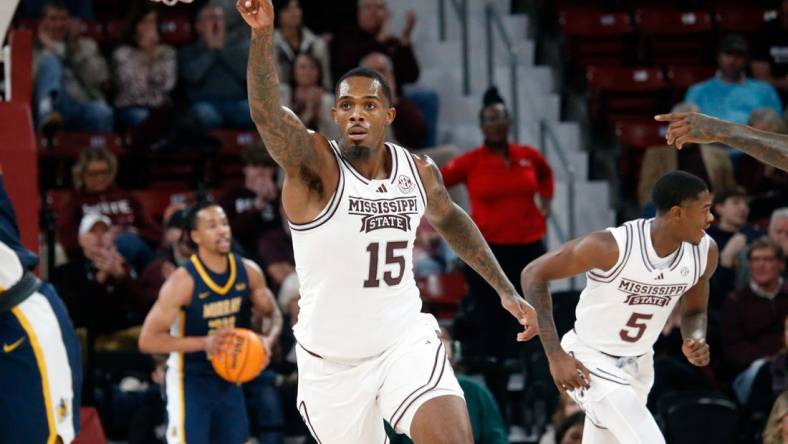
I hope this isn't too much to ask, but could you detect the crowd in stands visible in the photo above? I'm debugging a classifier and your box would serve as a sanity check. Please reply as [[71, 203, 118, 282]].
[[10, 0, 788, 442]]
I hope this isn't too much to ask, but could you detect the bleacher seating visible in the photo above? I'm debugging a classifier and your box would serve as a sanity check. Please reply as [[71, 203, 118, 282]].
[[635, 8, 715, 66], [558, 9, 636, 69], [586, 66, 669, 125], [418, 272, 468, 322]]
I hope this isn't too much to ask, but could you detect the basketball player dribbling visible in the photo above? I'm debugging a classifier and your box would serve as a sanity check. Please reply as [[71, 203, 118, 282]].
[[138, 202, 282, 444], [236, 1, 539, 442], [521, 171, 719, 444]]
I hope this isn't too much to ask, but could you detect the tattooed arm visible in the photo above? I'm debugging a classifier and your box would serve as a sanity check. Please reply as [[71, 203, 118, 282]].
[[520, 231, 619, 391], [416, 155, 538, 342], [679, 239, 718, 367], [237, 0, 332, 176], [655, 112, 788, 171]]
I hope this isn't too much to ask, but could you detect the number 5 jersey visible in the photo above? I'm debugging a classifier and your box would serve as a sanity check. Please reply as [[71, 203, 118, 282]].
[[290, 142, 426, 361], [575, 218, 711, 357]]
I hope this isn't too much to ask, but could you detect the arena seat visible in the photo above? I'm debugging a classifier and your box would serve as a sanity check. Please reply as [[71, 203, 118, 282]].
[[558, 9, 636, 68], [665, 64, 717, 101], [614, 119, 667, 149], [418, 273, 468, 321], [657, 391, 739, 444], [38, 133, 124, 158], [635, 8, 715, 65], [714, 7, 776, 35], [159, 15, 193, 47], [73, 407, 107, 444], [586, 66, 669, 124]]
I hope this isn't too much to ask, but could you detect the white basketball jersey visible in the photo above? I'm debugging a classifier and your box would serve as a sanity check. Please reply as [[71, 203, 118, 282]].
[[291, 141, 426, 360], [574, 218, 711, 356]]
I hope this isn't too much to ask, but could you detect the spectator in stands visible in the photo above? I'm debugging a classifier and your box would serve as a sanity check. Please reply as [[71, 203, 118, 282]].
[[179, 3, 252, 129], [638, 103, 735, 210], [736, 109, 788, 206], [219, 145, 282, 262], [256, 207, 295, 292], [279, 52, 339, 139], [763, 390, 788, 444], [772, 209, 788, 260], [708, 187, 765, 302], [685, 34, 782, 125], [23, 0, 92, 19], [413, 219, 457, 278], [33, 0, 113, 133], [441, 86, 553, 357], [59, 147, 157, 272], [554, 412, 585, 444], [139, 209, 192, 308], [52, 212, 148, 334], [273, 0, 331, 90], [752, 0, 788, 104], [112, 6, 176, 129], [360, 52, 427, 149], [722, 238, 787, 403], [330, 0, 419, 91], [387, 327, 509, 444], [539, 393, 581, 444], [128, 355, 166, 444]]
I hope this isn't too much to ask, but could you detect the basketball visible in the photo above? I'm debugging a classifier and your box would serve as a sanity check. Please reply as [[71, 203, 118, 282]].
[[210, 328, 268, 383]]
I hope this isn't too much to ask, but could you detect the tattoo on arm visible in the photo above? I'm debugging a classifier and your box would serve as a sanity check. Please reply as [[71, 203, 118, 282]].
[[523, 280, 562, 355], [425, 164, 515, 296], [247, 29, 313, 170], [718, 122, 788, 171]]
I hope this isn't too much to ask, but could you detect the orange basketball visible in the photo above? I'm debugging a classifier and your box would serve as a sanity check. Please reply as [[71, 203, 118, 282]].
[[210, 328, 269, 383]]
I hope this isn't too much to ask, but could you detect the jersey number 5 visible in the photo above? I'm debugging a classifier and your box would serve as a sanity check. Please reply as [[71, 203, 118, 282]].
[[364, 241, 408, 288], [619, 312, 653, 342]]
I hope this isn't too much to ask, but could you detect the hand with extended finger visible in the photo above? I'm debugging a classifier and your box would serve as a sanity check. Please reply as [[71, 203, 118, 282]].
[[236, 0, 274, 31], [654, 112, 725, 149], [548, 350, 591, 392]]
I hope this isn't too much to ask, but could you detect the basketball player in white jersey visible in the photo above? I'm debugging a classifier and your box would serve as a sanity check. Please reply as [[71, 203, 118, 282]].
[[521, 171, 719, 444], [236, 0, 538, 442]]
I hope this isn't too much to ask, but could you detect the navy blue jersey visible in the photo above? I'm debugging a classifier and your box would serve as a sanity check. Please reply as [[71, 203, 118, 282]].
[[175, 253, 252, 377]]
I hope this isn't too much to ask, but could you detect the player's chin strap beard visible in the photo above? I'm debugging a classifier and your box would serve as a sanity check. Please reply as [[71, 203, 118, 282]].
[[342, 144, 373, 162]]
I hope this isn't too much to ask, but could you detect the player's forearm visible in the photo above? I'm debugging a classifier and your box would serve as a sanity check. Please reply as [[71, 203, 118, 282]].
[[247, 28, 312, 169], [432, 204, 516, 296], [248, 28, 282, 123], [264, 304, 283, 342], [718, 122, 788, 171], [521, 270, 563, 357], [139, 332, 206, 355], [680, 312, 707, 342]]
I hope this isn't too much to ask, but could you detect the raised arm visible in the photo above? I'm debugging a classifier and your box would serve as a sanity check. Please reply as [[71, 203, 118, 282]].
[[655, 112, 788, 171], [138, 268, 232, 355], [237, 0, 330, 176], [520, 231, 620, 391], [416, 155, 538, 342], [679, 239, 719, 367]]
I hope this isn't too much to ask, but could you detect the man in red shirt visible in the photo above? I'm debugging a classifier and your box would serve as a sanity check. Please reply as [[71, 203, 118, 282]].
[[442, 86, 554, 413]]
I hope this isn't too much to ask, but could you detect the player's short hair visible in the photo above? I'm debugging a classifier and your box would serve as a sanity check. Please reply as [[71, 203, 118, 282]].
[[712, 186, 748, 208], [241, 143, 276, 168], [335, 67, 393, 106], [42, 0, 68, 14], [748, 236, 785, 263], [183, 200, 220, 248], [651, 171, 709, 213]]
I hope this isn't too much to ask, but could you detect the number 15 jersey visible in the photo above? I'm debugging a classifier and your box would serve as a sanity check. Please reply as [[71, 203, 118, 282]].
[[290, 142, 426, 360], [574, 218, 711, 357]]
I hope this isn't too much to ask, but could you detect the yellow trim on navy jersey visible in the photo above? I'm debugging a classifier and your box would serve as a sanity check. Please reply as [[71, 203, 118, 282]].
[[12, 306, 56, 444], [190, 254, 237, 296]]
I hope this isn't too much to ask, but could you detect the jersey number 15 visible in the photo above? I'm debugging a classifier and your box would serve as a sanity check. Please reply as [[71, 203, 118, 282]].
[[364, 241, 408, 288]]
